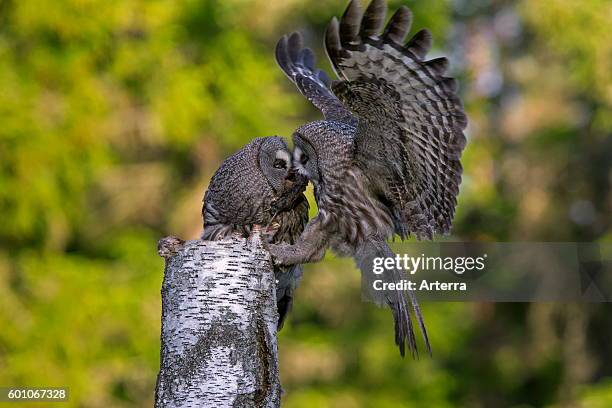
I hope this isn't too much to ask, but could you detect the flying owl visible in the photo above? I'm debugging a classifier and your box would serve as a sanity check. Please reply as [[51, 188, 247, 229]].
[[202, 136, 309, 329], [269, 0, 467, 356]]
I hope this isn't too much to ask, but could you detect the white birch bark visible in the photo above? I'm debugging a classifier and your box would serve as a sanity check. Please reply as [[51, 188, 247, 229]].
[[155, 233, 281, 408]]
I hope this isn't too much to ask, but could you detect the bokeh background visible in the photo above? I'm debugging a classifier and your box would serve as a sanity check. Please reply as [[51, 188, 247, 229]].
[[0, 0, 611, 406]]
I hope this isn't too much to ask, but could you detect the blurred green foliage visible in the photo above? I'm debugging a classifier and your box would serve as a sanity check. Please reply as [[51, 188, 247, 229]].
[[0, 0, 610, 407]]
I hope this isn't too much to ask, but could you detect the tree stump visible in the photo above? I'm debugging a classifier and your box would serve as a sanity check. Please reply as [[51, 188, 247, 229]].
[[155, 233, 281, 408]]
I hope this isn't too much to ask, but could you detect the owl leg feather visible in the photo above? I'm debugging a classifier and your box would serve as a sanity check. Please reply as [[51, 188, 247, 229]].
[[267, 216, 328, 266]]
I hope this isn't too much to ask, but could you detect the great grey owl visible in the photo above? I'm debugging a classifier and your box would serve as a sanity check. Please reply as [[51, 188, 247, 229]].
[[202, 136, 309, 329], [269, 0, 467, 357]]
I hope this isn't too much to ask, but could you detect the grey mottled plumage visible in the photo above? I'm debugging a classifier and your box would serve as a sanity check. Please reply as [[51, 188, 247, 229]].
[[202, 136, 309, 329], [269, 0, 467, 357]]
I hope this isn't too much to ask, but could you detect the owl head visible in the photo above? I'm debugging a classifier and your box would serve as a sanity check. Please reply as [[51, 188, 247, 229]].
[[291, 120, 354, 185], [257, 136, 296, 193], [203, 136, 302, 229]]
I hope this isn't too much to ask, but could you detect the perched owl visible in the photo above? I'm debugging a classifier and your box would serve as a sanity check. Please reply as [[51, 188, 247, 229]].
[[202, 136, 309, 329], [269, 0, 467, 356]]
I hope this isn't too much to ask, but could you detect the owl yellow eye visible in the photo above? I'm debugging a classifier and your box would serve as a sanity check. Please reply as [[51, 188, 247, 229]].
[[273, 159, 287, 169]]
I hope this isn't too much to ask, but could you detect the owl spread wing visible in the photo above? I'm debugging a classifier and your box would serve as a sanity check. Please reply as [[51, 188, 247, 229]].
[[275, 32, 356, 125], [326, 0, 467, 238], [276, 0, 467, 239]]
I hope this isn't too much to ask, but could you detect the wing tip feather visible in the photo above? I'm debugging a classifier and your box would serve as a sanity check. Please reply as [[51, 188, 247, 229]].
[[325, 17, 341, 56], [405, 28, 432, 59], [361, 0, 387, 38], [383, 5, 412, 44], [340, 0, 363, 45]]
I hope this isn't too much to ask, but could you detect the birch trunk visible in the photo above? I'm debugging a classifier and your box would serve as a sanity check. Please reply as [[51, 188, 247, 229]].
[[154, 233, 281, 408]]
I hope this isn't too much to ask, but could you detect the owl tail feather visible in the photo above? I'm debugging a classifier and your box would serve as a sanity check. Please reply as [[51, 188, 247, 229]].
[[275, 264, 304, 331], [355, 239, 431, 358]]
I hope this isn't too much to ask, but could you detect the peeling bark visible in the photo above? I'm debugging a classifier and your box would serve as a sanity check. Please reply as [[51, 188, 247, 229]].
[[155, 234, 281, 408]]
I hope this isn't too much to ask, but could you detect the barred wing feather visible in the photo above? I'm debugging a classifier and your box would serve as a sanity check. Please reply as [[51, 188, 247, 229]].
[[326, 0, 467, 238]]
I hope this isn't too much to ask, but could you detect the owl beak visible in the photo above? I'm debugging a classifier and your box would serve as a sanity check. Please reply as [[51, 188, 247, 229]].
[[286, 167, 297, 182], [285, 169, 308, 194]]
